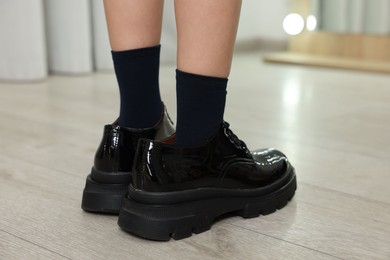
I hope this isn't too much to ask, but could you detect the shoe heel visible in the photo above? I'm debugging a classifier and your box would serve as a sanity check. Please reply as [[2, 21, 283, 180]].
[[237, 204, 278, 218], [81, 176, 128, 214], [118, 198, 214, 241]]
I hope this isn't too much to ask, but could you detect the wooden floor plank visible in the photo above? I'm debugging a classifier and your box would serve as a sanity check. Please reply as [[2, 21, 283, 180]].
[[228, 183, 390, 260], [0, 230, 69, 260], [1, 149, 389, 259], [1, 53, 390, 259], [0, 162, 334, 260]]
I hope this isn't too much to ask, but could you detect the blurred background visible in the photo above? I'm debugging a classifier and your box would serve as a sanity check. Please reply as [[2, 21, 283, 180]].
[[1, 1, 390, 259], [0, 0, 290, 81], [2, 0, 390, 81], [313, 0, 390, 34]]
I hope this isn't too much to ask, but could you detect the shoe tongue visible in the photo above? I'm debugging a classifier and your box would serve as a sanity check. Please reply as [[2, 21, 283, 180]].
[[160, 134, 176, 144], [112, 118, 119, 125], [219, 122, 251, 158]]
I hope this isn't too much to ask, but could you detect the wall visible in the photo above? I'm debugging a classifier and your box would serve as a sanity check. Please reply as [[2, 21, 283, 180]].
[[238, 0, 289, 41]]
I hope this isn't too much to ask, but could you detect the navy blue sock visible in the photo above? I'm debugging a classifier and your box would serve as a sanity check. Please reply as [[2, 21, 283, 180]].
[[175, 69, 228, 146], [112, 45, 162, 128]]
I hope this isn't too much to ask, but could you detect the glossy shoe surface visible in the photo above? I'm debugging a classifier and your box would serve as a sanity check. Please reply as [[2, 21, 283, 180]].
[[81, 105, 175, 214], [118, 122, 297, 240]]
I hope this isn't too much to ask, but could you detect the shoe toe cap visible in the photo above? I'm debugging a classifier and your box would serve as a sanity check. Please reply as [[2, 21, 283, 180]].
[[252, 148, 289, 176]]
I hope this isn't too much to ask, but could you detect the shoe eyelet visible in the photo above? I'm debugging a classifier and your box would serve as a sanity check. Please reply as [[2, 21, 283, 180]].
[[224, 127, 243, 150]]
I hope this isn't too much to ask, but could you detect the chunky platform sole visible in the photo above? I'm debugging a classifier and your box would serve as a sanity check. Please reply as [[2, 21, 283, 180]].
[[118, 173, 297, 241], [81, 175, 128, 214]]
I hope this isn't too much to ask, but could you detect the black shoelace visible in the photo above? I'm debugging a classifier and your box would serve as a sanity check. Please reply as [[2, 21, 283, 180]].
[[222, 121, 251, 156]]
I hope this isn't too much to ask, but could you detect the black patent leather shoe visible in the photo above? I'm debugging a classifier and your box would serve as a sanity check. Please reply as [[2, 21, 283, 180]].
[[81, 105, 175, 214], [118, 121, 297, 240]]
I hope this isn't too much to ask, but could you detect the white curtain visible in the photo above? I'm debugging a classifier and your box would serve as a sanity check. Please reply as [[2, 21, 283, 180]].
[[0, 0, 177, 81], [313, 0, 390, 34], [0, 0, 47, 81], [44, 0, 94, 74], [0, 0, 103, 80]]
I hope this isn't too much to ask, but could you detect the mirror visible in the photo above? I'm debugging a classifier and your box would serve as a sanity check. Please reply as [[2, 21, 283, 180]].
[[312, 0, 390, 35], [264, 0, 390, 74]]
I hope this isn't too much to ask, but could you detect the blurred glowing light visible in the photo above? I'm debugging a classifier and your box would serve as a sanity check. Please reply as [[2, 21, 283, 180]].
[[306, 15, 317, 31], [283, 13, 305, 35]]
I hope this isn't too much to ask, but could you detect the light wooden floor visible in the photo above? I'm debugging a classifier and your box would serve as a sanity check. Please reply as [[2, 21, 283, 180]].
[[1, 53, 390, 260]]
